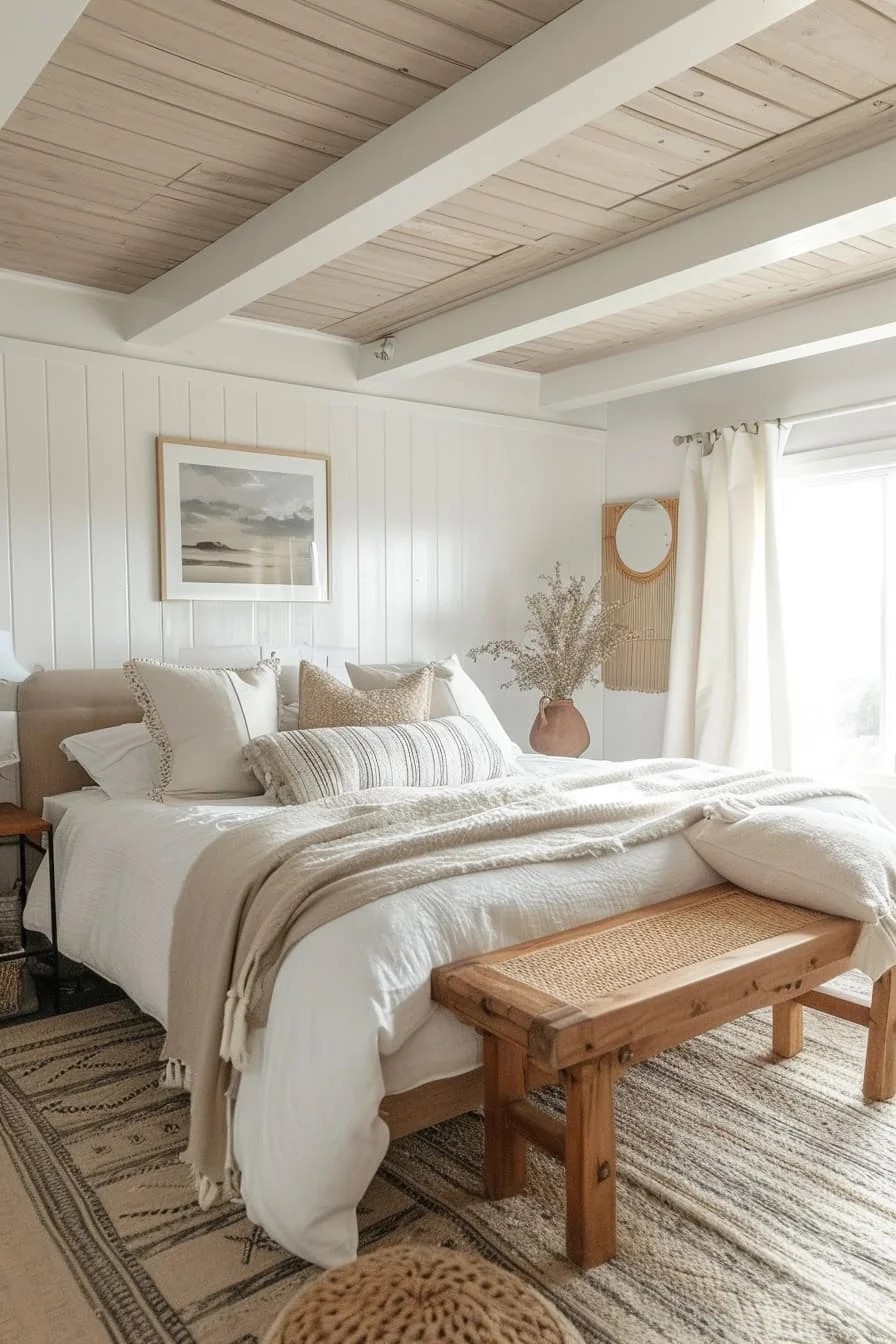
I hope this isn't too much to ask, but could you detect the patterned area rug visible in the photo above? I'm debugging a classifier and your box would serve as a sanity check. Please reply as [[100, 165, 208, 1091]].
[[0, 996, 893, 1344]]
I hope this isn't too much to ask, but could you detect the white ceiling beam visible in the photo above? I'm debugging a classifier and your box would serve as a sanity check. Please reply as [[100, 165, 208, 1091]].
[[1, 0, 90, 128], [538, 276, 896, 407], [358, 140, 896, 380], [122, 0, 813, 347]]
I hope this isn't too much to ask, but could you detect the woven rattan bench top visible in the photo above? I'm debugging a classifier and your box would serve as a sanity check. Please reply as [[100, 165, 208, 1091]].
[[432, 883, 860, 1072], [499, 888, 823, 1006]]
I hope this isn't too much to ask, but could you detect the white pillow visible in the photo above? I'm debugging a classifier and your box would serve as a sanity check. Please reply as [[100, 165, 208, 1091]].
[[345, 655, 519, 758], [687, 800, 895, 926], [687, 800, 896, 984], [60, 722, 159, 798], [279, 702, 300, 732], [123, 659, 279, 800]]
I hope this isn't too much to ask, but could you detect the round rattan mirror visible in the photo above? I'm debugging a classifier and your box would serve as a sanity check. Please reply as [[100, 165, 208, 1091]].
[[614, 498, 673, 580]]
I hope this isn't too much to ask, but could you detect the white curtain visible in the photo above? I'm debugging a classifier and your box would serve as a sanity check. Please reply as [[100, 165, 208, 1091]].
[[663, 421, 792, 769]]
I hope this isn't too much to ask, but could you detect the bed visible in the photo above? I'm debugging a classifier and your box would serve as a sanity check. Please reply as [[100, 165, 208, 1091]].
[[16, 668, 896, 1268]]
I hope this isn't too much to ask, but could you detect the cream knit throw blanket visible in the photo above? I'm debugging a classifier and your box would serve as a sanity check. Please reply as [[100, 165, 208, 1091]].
[[161, 759, 871, 1209]]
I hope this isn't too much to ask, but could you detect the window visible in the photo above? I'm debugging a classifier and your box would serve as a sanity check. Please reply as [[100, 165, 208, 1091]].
[[779, 448, 895, 779]]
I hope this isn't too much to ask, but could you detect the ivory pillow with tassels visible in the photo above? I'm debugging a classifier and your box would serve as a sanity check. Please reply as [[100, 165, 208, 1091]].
[[124, 659, 279, 800], [245, 716, 511, 804]]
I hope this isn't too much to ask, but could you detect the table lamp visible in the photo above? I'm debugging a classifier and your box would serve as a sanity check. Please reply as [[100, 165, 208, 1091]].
[[0, 632, 28, 683], [0, 632, 28, 768]]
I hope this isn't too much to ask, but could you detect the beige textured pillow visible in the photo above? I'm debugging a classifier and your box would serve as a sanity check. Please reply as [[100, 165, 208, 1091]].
[[346, 655, 519, 757], [123, 659, 279, 800], [298, 660, 432, 728]]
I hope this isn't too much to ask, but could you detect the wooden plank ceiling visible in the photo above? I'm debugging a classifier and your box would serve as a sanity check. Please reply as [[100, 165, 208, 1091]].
[[3, 0, 896, 374], [0, 0, 578, 291]]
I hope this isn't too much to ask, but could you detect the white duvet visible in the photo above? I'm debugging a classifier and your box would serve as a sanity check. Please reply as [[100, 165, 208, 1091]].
[[23, 756, 869, 1267]]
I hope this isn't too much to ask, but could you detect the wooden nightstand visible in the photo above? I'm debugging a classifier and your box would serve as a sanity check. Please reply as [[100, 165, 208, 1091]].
[[0, 803, 58, 1014]]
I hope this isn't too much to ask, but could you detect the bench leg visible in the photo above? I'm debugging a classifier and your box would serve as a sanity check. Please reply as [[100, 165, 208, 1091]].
[[772, 999, 804, 1059], [563, 1054, 616, 1269], [864, 968, 896, 1102], [483, 1036, 528, 1199]]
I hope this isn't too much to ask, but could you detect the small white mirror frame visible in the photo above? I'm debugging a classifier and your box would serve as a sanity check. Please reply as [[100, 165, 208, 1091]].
[[612, 498, 674, 582]]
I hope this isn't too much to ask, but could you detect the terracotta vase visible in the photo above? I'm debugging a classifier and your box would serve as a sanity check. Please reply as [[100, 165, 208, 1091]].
[[528, 696, 590, 757]]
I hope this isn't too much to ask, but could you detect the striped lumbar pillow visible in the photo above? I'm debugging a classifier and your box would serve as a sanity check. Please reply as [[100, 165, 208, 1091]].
[[244, 716, 510, 804]]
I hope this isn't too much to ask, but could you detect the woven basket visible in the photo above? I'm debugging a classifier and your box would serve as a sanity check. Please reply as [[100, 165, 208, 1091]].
[[262, 1244, 584, 1344], [0, 878, 23, 943], [0, 880, 36, 1019], [0, 949, 24, 1017]]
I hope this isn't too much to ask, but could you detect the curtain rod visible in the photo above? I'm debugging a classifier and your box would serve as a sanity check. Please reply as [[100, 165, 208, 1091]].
[[672, 395, 896, 446], [786, 394, 896, 427]]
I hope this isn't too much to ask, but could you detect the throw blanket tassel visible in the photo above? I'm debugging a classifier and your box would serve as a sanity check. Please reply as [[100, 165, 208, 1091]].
[[228, 997, 250, 1073], [160, 1058, 193, 1091], [223, 1085, 241, 1203], [219, 989, 238, 1061], [196, 1173, 219, 1212], [161, 1058, 182, 1089], [189, 1088, 242, 1210], [220, 957, 261, 1071], [857, 911, 896, 981]]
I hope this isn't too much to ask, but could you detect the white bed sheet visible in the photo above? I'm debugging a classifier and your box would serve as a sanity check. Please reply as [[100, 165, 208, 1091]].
[[42, 787, 108, 830], [34, 759, 871, 1267], [26, 758, 723, 1264]]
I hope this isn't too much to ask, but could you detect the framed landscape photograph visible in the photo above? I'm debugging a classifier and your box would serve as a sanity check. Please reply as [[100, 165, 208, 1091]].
[[157, 437, 330, 602]]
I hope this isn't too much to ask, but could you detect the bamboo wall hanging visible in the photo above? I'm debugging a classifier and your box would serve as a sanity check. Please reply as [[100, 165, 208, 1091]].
[[601, 497, 678, 693]]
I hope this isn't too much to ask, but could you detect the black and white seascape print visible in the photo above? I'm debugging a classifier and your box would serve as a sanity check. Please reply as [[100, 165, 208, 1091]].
[[179, 461, 316, 587]]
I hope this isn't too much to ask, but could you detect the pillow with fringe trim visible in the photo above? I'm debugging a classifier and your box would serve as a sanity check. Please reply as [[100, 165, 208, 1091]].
[[124, 659, 278, 800]]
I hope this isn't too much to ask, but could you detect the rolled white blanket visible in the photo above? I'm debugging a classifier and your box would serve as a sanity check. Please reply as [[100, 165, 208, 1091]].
[[687, 798, 896, 980]]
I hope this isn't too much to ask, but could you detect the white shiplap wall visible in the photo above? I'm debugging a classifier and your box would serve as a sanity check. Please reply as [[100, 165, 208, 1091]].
[[0, 339, 605, 753]]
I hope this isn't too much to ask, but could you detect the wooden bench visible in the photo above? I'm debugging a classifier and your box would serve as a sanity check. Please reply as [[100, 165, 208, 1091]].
[[431, 883, 896, 1269]]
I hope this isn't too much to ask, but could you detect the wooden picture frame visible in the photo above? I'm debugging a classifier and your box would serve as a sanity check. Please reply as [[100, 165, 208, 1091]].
[[156, 437, 331, 602]]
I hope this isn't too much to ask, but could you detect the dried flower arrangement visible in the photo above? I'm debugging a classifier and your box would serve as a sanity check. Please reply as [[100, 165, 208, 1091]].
[[468, 563, 636, 699]]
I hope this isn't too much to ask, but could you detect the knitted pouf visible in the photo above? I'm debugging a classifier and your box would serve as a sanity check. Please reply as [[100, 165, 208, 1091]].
[[262, 1244, 585, 1344]]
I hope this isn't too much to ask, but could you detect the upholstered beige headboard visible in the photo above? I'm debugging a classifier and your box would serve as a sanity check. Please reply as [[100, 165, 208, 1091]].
[[17, 669, 142, 816]]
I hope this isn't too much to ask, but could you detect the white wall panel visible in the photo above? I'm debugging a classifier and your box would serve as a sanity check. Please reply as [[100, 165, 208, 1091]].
[[158, 373, 193, 661], [312, 404, 358, 658], [0, 337, 604, 752], [223, 381, 257, 450], [383, 414, 413, 664], [123, 365, 163, 660], [459, 422, 516, 738], [47, 361, 93, 668], [86, 363, 130, 667], [5, 353, 54, 669], [436, 424, 464, 661], [410, 416, 439, 664], [0, 360, 13, 807], [356, 407, 386, 665], [0, 357, 13, 633]]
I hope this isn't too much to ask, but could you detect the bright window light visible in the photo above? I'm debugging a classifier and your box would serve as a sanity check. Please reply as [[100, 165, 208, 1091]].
[[780, 460, 893, 778]]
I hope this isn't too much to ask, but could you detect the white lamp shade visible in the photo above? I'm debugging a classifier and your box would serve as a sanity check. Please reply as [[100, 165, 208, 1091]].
[[0, 709, 18, 765], [0, 631, 29, 682]]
